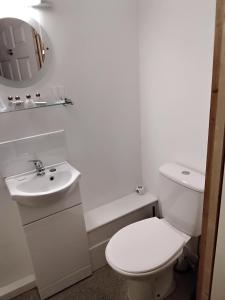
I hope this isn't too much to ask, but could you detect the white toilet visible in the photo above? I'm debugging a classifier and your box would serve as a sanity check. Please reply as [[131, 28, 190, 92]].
[[105, 163, 205, 300]]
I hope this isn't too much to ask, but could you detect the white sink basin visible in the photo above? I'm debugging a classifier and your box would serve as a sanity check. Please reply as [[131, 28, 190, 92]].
[[5, 162, 81, 203]]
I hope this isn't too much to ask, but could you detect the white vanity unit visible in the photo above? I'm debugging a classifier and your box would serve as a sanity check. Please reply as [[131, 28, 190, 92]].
[[5, 162, 91, 300]]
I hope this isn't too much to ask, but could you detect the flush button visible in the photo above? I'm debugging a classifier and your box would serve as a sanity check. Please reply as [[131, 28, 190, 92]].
[[182, 171, 190, 175]]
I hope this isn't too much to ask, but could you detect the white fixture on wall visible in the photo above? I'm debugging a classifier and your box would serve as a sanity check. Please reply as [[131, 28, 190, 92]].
[[0, 0, 42, 7], [26, 0, 42, 6]]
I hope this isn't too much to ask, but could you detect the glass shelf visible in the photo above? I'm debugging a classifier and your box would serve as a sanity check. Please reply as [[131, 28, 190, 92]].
[[0, 98, 73, 114]]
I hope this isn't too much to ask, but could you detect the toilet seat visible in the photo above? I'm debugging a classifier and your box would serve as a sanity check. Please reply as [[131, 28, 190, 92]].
[[105, 217, 186, 275]]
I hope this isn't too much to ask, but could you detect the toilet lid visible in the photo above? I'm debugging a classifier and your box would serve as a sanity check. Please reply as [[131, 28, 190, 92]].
[[105, 217, 185, 274]]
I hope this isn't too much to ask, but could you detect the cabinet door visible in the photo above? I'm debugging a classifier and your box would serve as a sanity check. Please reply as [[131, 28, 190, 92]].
[[24, 205, 91, 299]]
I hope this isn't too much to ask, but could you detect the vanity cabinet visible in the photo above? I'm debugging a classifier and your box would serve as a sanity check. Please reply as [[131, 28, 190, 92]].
[[5, 163, 92, 300], [24, 204, 91, 299]]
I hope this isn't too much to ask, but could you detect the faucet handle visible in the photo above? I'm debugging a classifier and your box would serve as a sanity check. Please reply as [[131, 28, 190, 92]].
[[28, 159, 43, 166], [29, 159, 40, 163], [29, 159, 45, 176]]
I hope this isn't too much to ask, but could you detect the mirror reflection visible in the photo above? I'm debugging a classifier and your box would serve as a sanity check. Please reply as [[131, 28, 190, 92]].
[[0, 18, 47, 82]]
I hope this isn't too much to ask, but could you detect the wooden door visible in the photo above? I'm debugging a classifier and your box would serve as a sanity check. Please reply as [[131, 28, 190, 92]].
[[0, 18, 39, 81], [197, 0, 225, 299]]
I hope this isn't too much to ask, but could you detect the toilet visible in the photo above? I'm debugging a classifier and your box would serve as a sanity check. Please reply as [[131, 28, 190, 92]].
[[105, 163, 205, 300]]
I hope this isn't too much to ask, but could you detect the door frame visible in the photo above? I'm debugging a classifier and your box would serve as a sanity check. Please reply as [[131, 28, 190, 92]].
[[197, 0, 225, 299], [211, 164, 225, 299]]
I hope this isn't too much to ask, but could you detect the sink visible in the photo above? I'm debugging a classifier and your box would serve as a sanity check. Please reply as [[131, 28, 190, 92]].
[[5, 161, 81, 203]]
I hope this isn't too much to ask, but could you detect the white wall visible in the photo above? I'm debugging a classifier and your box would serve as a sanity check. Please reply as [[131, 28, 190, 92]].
[[139, 0, 216, 195], [0, 0, 141, 288]]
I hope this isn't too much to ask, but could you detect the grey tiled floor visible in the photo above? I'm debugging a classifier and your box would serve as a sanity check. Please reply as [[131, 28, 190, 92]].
[[12, 266, 196, 300]]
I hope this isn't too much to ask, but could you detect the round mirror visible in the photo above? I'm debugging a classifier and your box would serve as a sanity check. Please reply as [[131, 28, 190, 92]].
[[0, 17, 50, 87]]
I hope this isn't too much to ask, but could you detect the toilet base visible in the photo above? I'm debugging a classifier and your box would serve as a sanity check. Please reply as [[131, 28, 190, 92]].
[[127, 264, 175, 300]]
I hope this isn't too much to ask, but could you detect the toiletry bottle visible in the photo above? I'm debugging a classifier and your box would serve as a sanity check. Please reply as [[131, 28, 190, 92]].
[[15, 96, 24, 106], [8, 96, 14, 106], [0, 98, 7, 112], [36, 92, 41, 102], [35, 92, 47, 105], [24, 94, 35, 108]]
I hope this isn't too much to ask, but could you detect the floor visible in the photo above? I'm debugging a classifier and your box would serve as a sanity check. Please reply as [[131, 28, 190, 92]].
[[12, 266, 196, 300]]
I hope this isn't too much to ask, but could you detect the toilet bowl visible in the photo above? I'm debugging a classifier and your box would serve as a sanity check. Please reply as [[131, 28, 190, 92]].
[[106, 217, 190, 300], [105, 163, 205, 300]]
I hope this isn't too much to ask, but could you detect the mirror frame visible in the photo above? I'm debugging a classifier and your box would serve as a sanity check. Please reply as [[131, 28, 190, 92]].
[[0, 17, 52, 88]]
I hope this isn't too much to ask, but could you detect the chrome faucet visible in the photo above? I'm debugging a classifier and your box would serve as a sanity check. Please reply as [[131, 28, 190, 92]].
[[29, 159, 45, 176]]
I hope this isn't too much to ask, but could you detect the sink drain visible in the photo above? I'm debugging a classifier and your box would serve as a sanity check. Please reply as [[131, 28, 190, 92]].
[[50, 176, 55, 181]]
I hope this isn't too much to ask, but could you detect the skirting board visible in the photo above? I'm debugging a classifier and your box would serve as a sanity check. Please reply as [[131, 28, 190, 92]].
[[0, 274, 36, 300]]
